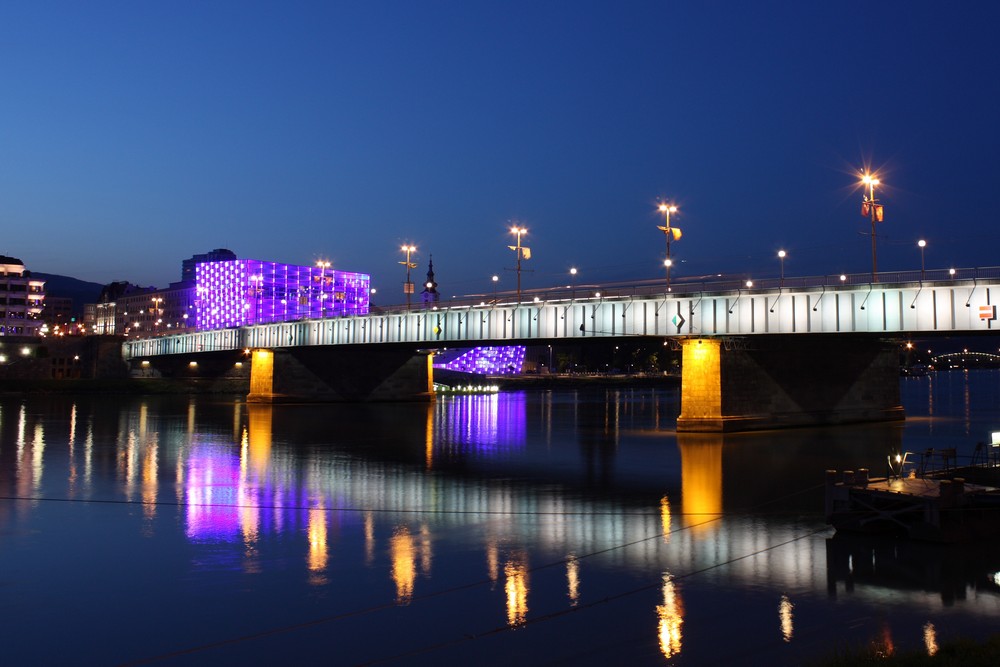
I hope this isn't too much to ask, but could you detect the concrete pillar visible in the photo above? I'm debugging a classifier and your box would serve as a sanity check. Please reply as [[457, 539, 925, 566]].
[[678, 335, 904, 432]]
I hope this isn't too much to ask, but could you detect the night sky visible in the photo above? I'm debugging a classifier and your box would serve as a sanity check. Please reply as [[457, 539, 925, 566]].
[[3, 2, 998, 302]]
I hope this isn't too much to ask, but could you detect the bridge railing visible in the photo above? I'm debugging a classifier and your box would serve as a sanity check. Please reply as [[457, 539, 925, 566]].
[[125, 265, 1000, 339], [373, 266, 1000, 314]]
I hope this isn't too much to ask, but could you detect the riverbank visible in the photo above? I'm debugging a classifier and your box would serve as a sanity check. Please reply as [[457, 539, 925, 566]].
[[439, 370, 680, 390], [0, 377, 248, 395]]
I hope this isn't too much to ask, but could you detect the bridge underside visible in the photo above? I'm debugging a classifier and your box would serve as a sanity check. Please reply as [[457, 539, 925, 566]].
[[678, 335, 904, 432], [248, 347, 434, 403]]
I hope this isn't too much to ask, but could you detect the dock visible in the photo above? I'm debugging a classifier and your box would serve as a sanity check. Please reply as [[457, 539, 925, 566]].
[[825, 465, 1000, 542]]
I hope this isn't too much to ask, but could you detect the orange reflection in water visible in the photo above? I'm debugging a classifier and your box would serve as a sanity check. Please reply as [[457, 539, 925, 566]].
[[307, 505, 329, 578], [677, 433, 723, 535], [659, 495, 672, 542], [657, 573, 683, 659], [779, 595, 793, 642], [391, 526, 417, 604], [141, 437, 158, 520], [504, 552, 530, 627], [566, 554, 580, 606], [923, 621, 938, 656], [872, 621, 895, 658], [486, 540, 500, 586], [245, 405, 273, 475]]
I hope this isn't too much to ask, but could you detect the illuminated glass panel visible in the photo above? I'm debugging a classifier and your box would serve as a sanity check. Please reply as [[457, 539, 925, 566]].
[[195, 259, 370, 329], [435, 346, 526, 375]]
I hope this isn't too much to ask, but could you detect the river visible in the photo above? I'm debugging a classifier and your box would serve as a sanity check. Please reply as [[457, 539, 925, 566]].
[[2, 370, 1000, 665]]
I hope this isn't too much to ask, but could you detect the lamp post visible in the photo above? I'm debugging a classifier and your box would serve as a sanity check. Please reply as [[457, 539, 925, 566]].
[[508, 226, 529, 303], [399, 245, 417, 310], [917, 240, 926, 280], [316, 260, 330, 317], [150, 297, 163, 333], [861, 172, 883, 282], [777, 250, 786, 286], [657, 203, 680, 291], [569, 267, 577, 300], [491, 275, 499, 303]]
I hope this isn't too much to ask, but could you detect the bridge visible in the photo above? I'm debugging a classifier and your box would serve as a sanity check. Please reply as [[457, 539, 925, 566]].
[[123, 270, 1000, 432]]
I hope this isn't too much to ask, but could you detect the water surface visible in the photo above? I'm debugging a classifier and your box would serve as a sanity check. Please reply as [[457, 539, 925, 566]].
[[2, 371, 1000, 665]]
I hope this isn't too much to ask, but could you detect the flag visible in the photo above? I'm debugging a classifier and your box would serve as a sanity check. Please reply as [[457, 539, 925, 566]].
[[671, 227, 682, 241], [522, 247, 531, 260], [874, 205, 884, 222], [861, 201, 870, 217]]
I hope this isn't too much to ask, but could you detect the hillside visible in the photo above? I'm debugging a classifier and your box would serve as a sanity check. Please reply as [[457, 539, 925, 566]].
[[33, 272, 104, 312]]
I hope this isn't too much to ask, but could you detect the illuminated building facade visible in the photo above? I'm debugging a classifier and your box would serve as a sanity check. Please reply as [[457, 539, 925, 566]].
[[435, 346, 526, 375], [0, 255, 45, 336], [195, 259, 370, 329]]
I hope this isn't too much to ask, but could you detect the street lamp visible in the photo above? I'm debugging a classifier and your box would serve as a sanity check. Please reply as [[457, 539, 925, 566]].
[[657, 203, 681, 291], [507, 226, 530, 303], [917, 240, 927, 280], [492, 275, 499, 303], [777, 250, 786, 286], [569, 267, 577, 299], [316, 260, 331, 317], [860, 172, 884, 282], [399, 245, 417, 310]]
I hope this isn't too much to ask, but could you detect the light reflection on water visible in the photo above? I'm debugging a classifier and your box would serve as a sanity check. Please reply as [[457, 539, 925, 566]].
[[1, 373, 1000, 664]]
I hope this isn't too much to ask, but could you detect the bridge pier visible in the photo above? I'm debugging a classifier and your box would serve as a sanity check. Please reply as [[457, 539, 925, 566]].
[[248, 347, 434, 403], [677, 336, 904, 432]]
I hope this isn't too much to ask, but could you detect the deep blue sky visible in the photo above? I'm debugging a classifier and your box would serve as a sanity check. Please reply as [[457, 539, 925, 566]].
[[3, 2, 998, 301]]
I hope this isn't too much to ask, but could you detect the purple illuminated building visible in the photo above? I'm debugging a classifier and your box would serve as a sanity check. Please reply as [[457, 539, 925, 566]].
[[195, 259, 370, 329], [435, 346, 526, 375]]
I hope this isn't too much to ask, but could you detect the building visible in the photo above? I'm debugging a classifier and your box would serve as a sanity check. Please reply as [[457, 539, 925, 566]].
[[181, 248, 237, 284], [88, 252, 371, 337], [0, 255, 45, 336], [195, 259, 370, 328], [93, 280, 197, 337]]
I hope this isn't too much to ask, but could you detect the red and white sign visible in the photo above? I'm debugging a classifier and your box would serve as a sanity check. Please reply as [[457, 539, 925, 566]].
[[979, 305, 996, 321]]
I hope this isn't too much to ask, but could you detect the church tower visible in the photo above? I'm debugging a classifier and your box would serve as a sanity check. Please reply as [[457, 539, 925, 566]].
[[421, 256, 440, 305]]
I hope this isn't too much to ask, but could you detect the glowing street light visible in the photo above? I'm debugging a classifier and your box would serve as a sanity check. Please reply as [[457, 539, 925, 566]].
[[492, 274, 499, 303], [569, 267, 578, 299], [917, 239, 927, 280], [507, 226, 530, 303], [399, 245, 417, 310], [316, 260, 331, 317], [777, 250, 787, 286], [657, 203, 681, 291], [860, 172, 885, 282]]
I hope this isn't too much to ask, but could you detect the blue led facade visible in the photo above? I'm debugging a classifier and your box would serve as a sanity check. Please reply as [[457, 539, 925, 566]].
[[195, 259, 369, 329]]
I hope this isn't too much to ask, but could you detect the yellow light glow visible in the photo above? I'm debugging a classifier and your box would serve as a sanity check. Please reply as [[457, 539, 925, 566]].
[[923, 622, 938, 656], [566, 555, 580, 607], [391, 526, 416, 604], [307, 506, 328, 574], [779, 595, 794, 642], [660, 495, 672, 541], [504, 553, 530, 627], [657, 573, 684, 659]]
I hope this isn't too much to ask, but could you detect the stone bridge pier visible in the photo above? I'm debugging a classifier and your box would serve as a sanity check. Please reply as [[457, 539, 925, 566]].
[[248, 346, 434, 403], [678, 335, 904, 432]]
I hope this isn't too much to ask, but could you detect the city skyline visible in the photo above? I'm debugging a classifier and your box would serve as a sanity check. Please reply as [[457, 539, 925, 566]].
[[3, 2, 999, 299]]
